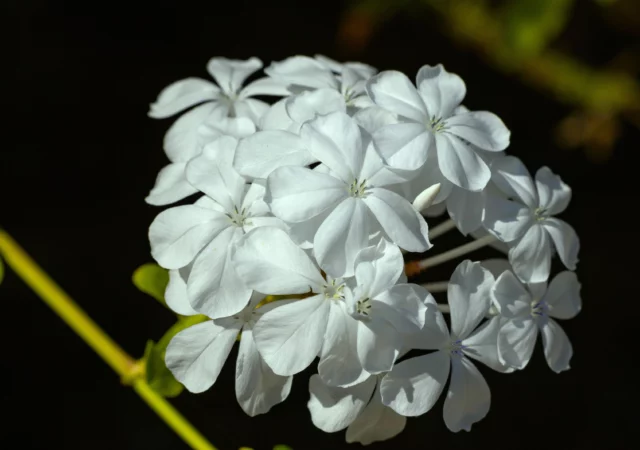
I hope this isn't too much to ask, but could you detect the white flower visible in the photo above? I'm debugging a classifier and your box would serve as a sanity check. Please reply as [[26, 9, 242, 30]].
[[148, 136, 283, 319], [366, 65, 510, 190], [380, 260, 511, 432], [308, 374, 406, 445], [483, 156, 580, 282], [266, 111, 431, 277], [165, 292, 292, 416], [491, 270, 581, 373]]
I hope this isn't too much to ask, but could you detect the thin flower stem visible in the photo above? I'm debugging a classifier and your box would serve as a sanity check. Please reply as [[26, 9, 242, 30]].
[[417, 234, 497, 272], [428, 219, 456, 239], [0, 229, 216, 450], [422, 281, 449, 293], [437, 304, 450, 313]]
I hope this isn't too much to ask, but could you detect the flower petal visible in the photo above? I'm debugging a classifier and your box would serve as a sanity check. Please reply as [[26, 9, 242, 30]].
[[233, 98, 270, 125], [149, 205, 230, 270], [491, 270, 532, 318], [535, 167, 572, 215], [318, 302, 368, 387], [354, 238, 404, 298], [232, 226, 325, 294], [509, 223, 552, 283], [285, 88, 346, 125], [163, 103, 218, 162], [443, 356, 490, 432], [462, 317, 515, 373], [543, 218, 580, 271], [380, 351, 450, 416], [540, 318, 573, 373], [267, 166, 347, 223], [165, 319, 241, 393], [149, 78, 220, 119], [403, 296, 451, 350], [253, 294, 331, 375], [482, 195, 534, 242], [497, 318, 537, 369], [445, 111, 510, 151], [145, 162, 198, 206], [490, 156, 538, 209], [346, 387, 406, 445], [265, 55, 339, 89], [372, 123, 431, 171], [240, 77, 291, 98], [436, 134, 491, 191], [364, 188, 431, 252], [446, 187, 484, 235], [165, 269, 198, 316], [416, 64, 466, 118], [366, 70, 428, 122], [372, 284, 428, 332], [448, 261, 494, 340], [300, 111, 363, 183], [307, 374, 376, 432], [544, 271, 582, 319], [206, 57, 262, 95], [357, 319, 401, 374], [235, 327, 292, 416]]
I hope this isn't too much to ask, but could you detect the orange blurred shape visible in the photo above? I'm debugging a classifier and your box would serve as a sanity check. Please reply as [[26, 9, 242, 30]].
[[337, 8, 377, 55]]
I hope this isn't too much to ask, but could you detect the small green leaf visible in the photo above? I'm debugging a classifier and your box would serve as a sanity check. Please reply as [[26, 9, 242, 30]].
[[144, 314, 208, 397], [133, 263, 169, 307]]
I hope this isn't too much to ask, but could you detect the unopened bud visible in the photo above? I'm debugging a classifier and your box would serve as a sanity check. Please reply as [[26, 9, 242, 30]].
[[412, 183, 441, 213]]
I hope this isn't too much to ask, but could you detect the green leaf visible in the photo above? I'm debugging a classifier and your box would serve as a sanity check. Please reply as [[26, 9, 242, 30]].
[[133, 263, 169, 307], [502, 0, 575, 57], [144, 314, 208, 397], [272, 446, 293, 450]]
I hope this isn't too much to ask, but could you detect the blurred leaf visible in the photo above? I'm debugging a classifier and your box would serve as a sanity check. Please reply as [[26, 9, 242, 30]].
[[273, 446, 293, 450], [133, 263, 169, 307], [503, 0, 575, 57], [144, 314, 208, 397], [0, 257, 4, 285]]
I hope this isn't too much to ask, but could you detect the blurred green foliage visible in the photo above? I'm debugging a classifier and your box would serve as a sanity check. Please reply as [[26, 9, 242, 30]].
[[133, 263, 170, 308]]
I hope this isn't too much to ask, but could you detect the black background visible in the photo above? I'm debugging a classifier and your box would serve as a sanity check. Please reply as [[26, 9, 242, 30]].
[[4, 0, 637, 448]]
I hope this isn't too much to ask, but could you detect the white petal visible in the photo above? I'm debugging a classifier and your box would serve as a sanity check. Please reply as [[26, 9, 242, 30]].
[[543, 218, 580, 271], [188, 227, 251, 318], [353, 106, 398, 135], [403, 295, 451, 350], [436, 134, 491, 191], [265, 55, 338, 89], [366, 70, 428, 122], [314, 198, 369, 278], [482, 195, 534, 242], [445, 111, 510, 151], [319, 302, 368, 387], [253, 294, 331, 375], [149, 78, 220, 119], [165, 319, 241, 393], [443, 356, 490, 432], [446, 187, 484, 235], [364, 188, 431, 252], [490, 156, 538, 209], [234, 130, 315, 180], [149, 205, 230, 270], [203, 112, 256, 138], [240, 77, 291, 98], [509, 224, 552, 283], [346, 387, 406, 445], [448, 261, 494, 340], [540, 318, 573, 373], [372, 284, 428, 332], [416, 64, 466, 118], [372, 123, 431, 171], [163, 103, 218, 162], [354, 238, 404, 298], [258, 98, 294, 131], [267, 166, 347, 223], [535, 167, 572, 215], [233, 98, 270, 124], [357, 319, 401, 374], [300, 111, 363, 183], [544, 271, 582, 319], [232, 226, 325, 294], [285, 88, 346, 125], [235, 327, 292, 416], [206, 57, 262, 95], [491, 270, 532, 318], [165, 269, 198, 316], [497, 318, 538, 369], [462, 317, 514, 373], [145, 162, 198, 206], [380, 351, 450, 416], [307, 374, 376, 432]]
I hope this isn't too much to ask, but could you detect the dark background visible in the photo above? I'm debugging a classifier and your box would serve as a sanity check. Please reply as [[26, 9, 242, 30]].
[[4, 0, 637, 448]]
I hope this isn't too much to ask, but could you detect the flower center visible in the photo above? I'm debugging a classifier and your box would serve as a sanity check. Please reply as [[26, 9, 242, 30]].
[[448, 339, 467, 357], [226, 206, 250, 227], [534, 207, 548, 222], [530, 299, 548, 318], [348, 178, 368, 198], [428, 116, 447, 133], [323, 279, 345, 300], [355, 297, 372, 317]]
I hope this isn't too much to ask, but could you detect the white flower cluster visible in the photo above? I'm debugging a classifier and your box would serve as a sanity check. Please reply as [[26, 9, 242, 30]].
[[146, 55, 581, 444]]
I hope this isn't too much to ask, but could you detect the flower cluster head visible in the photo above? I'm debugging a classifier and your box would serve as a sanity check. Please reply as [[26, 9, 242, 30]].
[[146, 55, 582, 444]]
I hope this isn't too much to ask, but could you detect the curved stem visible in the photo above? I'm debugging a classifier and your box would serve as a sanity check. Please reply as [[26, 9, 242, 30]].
[[416, 234, 496, 272], [428, 218, 456, 239], [422, 281, 449, 293], [0, 229, 216, 450]]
